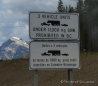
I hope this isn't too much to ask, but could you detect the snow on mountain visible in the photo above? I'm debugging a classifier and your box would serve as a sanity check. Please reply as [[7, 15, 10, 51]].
[[12, 37, 20, 40], [0, 37, 29, 60]]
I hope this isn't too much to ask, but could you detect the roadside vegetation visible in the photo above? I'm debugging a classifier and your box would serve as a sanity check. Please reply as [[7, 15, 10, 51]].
[[0, 52, 97, 86], [57, 0, 98, 52]]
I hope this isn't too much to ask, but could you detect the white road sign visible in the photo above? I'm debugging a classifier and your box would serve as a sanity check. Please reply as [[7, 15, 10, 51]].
[[29, 12, 79, 40], [29, 42, 80, 69]]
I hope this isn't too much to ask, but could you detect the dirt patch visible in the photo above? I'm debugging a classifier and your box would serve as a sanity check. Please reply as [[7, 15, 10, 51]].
[[0, 53, 97, 86]]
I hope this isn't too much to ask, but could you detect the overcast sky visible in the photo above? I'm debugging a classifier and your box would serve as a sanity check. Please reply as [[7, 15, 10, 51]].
[[0, 0, 78, 45]]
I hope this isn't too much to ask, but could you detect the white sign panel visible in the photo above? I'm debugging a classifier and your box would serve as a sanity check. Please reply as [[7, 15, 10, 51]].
[[29, 12, 79, 40], [29, 42, 80, 69]]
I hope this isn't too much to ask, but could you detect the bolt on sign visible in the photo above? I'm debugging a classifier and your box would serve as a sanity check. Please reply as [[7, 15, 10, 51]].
[[29, 42, 80, 69], [29, 12, 79, 40]]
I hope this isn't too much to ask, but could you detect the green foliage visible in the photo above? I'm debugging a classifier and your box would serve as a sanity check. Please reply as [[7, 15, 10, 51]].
[[57, 0, 98, 51], [75, 0, 98, 52], [68, 5, 74, 13], [57, 0, 75, 13], [75, 0, 88, 51], [57, 0, 65, 12]]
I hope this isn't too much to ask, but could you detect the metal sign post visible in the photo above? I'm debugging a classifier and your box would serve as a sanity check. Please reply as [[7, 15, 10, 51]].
[[33, 70, 38, 86], [68, 69, 73, 86]]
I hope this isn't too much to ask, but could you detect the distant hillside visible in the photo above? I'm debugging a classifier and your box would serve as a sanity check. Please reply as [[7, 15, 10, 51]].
[[0, 37, 29, 60], [0, 53, 97, 86], [22, 53, 29, 59]]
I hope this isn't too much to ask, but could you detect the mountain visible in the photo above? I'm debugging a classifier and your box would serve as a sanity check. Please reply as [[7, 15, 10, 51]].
[[0, 37, 29, 60]]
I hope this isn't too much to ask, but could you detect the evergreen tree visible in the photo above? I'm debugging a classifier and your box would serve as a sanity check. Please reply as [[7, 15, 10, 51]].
[[66, 6, 68, 13], [75, 0, 88, 51], [57, 0, 65, 12], [68, 5, 74, 13], [84, 0, 98, 51], [75, 0, 98, 51]]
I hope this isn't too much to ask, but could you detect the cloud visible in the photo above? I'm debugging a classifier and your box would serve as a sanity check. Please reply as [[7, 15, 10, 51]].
[[10, 23, 29, 40], [0, 0, 77, 45], [2, 0, 77, 13], [0, 31, 7, 45], [0, 23, 6, 28]]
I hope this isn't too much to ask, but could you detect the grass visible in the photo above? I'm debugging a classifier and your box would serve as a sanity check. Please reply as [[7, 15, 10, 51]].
[[0, 53, 98, 86]]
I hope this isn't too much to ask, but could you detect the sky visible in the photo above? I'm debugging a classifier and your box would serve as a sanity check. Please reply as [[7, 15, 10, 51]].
[[0, 0, 78, 45]]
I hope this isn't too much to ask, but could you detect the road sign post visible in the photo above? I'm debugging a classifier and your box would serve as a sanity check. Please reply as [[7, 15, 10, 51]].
[[33, 70, 38, 86], [68, 69, 73, 86]]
